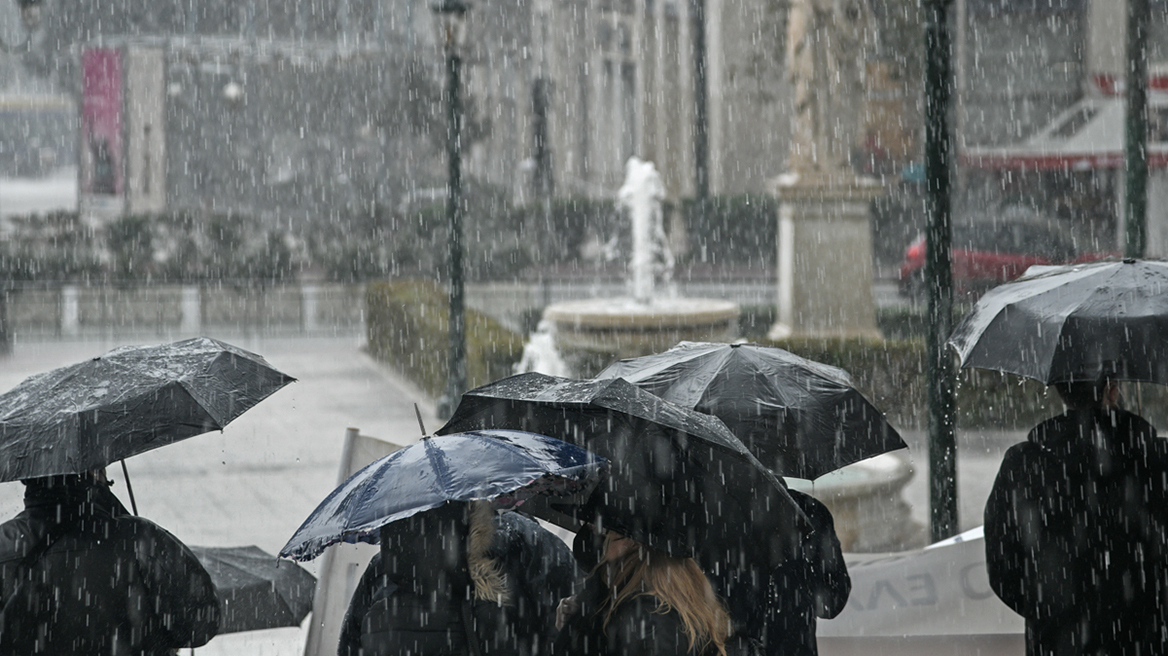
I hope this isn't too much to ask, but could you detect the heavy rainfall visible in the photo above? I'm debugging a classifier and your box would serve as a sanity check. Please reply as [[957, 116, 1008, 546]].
[[0, 0, 1167, 654]]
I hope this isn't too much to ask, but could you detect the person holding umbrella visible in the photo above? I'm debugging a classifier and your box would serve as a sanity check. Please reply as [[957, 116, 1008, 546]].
[[594, 342, 886, 654], [983, 372, 1168, 654], [339, 499, 580, 656], [0, 337, 295, 653], [949, 260, 1168, 654], [279, 429, 608, 656], [0, 468, 220, 654]]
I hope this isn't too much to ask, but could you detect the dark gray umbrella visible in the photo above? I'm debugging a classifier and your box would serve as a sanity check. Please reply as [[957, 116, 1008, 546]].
[[436, 373, 808, 572], [0, 337, 295, 482], [949, 258, 1168, 384], [594, 341, 907, 479], [190, 545, 316, 634]]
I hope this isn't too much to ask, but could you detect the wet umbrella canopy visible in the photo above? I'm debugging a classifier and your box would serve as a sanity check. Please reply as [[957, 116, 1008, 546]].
[[595, 341, 907, 479], [0, 337, 295, 482], [950, 259, 1168, 384], [437, 373, 808, 571], [189, 545, 316, 634], [280, 429, 606, 561]]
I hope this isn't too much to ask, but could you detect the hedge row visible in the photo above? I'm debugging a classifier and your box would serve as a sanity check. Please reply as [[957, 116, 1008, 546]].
[[365, 280, 526, 400], [366, 286, 1168, 431], [761, 336, 1064, 431]]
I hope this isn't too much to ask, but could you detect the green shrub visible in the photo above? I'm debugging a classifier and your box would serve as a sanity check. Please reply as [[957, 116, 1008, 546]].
[[366, 279, 525, 399], [759, 336, 1062, 431]]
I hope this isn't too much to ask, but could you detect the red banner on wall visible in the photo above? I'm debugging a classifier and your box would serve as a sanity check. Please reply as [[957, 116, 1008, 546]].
[[81, 47, 122, 196]]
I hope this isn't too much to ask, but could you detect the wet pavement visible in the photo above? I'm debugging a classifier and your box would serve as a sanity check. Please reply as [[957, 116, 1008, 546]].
[[0, 334, 1023, 654]]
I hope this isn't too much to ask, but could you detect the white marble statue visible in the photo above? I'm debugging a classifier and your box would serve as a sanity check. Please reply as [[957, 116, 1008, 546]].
[[786, 0, 873, 178]]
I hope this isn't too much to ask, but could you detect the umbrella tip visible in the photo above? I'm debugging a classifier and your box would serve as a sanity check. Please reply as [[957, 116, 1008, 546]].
[[414, 403, 428, 437]]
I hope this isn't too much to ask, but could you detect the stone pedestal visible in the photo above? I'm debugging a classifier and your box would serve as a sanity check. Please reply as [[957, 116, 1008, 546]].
[[768, 173, 883, 340]]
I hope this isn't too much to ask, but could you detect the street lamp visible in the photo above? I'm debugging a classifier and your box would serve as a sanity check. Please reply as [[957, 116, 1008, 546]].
[[433, 0, 470, 419]]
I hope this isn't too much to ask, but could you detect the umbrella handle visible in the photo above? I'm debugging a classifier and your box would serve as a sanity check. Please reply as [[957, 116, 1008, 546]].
[[120, 459, 139, 516]]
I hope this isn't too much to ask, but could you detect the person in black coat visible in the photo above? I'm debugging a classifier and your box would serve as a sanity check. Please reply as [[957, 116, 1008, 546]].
[[555, 529, 753, 656], [339, 500, 580, 656], [758, 490, 850, 655], [695, 489, 849, 656], [0, 469, 221, 655], [984, 375, 1168, 655]]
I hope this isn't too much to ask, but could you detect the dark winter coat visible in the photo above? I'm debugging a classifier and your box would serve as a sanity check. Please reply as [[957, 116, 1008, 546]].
[[553, 574, 759, 656], [984, 408, 1168, 656], [708, 491, 850, 656], [339, 506, 581, 656], [0, 478, 220, 655]]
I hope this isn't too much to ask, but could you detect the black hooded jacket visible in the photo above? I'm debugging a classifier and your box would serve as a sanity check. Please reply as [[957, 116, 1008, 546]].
[[695, 490, 849, 656], [339, 506, 580, 656], [984, 408, 1168, 656], [0, 476, 220, 655], [553, 567, 763, 656]]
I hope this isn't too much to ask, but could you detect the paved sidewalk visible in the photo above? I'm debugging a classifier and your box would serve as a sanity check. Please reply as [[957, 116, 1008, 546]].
[[0, 334, 439, 655]]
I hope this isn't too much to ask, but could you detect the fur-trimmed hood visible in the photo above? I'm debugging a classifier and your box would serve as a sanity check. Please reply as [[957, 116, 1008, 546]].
[[468, 500, 510, 604]]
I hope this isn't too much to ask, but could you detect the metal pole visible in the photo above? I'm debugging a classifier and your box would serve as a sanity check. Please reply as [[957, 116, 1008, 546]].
[[690, 0, 709, 202], [924, 0, 958, 542], [443, 48, 467, 417], [0, 283, 10, 356], [1124, 0, 1149, 258], [533, 77, 553, 198]]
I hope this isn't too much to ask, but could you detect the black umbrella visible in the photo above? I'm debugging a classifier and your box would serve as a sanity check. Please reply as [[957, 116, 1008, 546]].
[[190, 545, 316, 634], [436, 373, 808, 572], [949, 258, 1168, 384], [594, 341, 907, 480], [0, 337, 295, 482], [279, 429, 608, 562]]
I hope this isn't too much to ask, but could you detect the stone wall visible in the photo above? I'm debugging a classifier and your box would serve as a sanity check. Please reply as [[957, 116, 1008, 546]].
[[1, 282, 365, 339]]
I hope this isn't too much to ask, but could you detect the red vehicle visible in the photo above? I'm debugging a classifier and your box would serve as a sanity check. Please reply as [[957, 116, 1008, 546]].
[[898, 218, 1116, 300]]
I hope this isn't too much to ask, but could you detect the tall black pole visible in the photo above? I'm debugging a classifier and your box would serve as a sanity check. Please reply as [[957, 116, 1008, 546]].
[[443, 46, 466, 417], [691, 0, 709, 202], [532, 77, 553, 198], [1125, 0, 1149, 258], [924, 0, 957, 542]]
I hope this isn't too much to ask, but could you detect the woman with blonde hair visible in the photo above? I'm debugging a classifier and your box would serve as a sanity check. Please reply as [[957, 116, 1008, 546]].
[[555, 530, 753, 656]]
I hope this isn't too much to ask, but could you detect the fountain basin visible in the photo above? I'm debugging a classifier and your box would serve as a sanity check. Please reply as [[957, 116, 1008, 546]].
[[543, 297, 740, 376], [787, 452, 926, 552]]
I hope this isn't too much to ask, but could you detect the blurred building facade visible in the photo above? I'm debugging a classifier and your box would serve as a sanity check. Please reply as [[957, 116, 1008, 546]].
[[16, 0, 1168, 234]]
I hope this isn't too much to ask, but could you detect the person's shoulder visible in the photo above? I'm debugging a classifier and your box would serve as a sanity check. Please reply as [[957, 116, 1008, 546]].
[[1114, 409, 1157, 436], [607, 597, 708, 656], [1025, 413, 1077, 448], [0, 511, 35, 563], [108, 515, 196, 553], [1002, 435, 1047, 464], [789, 490, 831, 519]]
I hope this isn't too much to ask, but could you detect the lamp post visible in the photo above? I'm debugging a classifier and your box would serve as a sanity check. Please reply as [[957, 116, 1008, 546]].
[[434, 0, 469, 419], [924, 0, 958, 542], [1124, 0, 1149, 258]]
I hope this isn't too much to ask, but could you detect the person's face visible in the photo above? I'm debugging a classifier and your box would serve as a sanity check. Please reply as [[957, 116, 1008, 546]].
[[604, 530, 635, 561], [1104, 381, 1122, 409]]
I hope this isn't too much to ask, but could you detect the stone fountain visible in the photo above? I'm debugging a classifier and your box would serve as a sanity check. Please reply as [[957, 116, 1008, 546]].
[[529, 157, 740, 377]]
